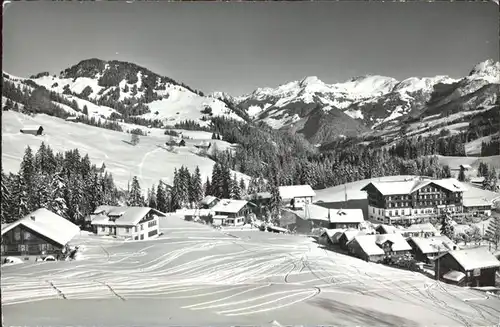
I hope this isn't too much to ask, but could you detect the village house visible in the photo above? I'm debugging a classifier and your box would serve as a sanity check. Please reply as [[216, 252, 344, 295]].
[[200, 195, 219, 209], [361, 177, 467, 225], [318, 228, 346, 246], [280, 204, 364, 234], [65, 116, 78, 122], [347, 233, 412, 263], [375, 224, 402, 235], [407, 235, 457, 263], [90, 206, 165, 240], [339, 229, 367, 250], [400, 223, 439, 238], [194, 141, 211, 150], [279, 185, 316, 209], [211, 199, 254, 226], [20, 125, 44, 136], [435, 247, 500, 287], [1, 208, 80, 260], [462, 198, 493, 217]]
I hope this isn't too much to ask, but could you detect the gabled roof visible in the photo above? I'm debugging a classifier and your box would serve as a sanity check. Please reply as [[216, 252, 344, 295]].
[[211, 199, 250, 214], [402, 223, 438, 235], [440, 247, 500, 271], [320, 228, 346, 243], [279, 185, 316, 199], [183, 208, 212, 216], [470, 177, 485, 183], [460, 164, 472, 170], [409, 235, 457, 254], [443, 270, 466, 282], [200, 195, 218, 205], [246, 192, 272, 200], [1, 208, 80, 247], [352, 233, 412, 256], [463, 197, 492, 208], [361, 178, 467, 196], [376, 224, 402, 234], [300, 204, 364, 223], [342, 229, 366, 242], [91, 206, 166, 226], [20, 125, 43, 131]]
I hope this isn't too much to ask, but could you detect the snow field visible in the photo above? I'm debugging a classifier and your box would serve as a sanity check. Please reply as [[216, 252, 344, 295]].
[[2, 216, 499, 326]]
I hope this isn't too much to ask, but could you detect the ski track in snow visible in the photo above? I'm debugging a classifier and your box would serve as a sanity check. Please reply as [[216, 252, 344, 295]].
[[2, 219, 500, 326]]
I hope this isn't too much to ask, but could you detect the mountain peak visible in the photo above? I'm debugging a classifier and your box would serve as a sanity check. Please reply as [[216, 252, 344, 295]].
[[299, 76, 322, 86], [469, 59, 500, 80]]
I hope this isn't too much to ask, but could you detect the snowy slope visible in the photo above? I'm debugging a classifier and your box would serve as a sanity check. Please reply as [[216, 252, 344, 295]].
[[1, 111, 252, 195]]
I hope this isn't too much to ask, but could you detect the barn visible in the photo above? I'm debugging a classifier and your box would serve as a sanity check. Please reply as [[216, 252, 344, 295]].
[[20, 125, 44, 136]]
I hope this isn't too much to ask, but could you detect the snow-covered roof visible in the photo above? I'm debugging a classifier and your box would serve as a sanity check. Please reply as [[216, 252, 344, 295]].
[[361, 178, 467, 195], [352, 233, 412, 256], [20, 125, 43, 131], [1, 208, 80, 247], [402, 223, 438, 234], [212, 199, 249, 214], [342, 229, 366, 242], [470, 177, 485, 184], [460, 164, 472, 169], [279, 185, 316, 199], [442, 247, 500, 271], [463, 197, 492, 208], [443, 270, 466, 282], [246, 192, 272, 200], [376, 224, 402, 234], [200, 195, 218, 205], [409, 235, 457, 254], [91, 206, 166, 226], [299, 204, 364, 223]]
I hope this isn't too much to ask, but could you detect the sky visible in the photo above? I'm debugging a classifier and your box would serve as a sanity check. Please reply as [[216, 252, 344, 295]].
[[2, 1, 498, 96]]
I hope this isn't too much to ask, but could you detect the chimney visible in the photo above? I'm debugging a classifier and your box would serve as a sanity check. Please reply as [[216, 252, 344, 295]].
[[30, 216, 36, 221]]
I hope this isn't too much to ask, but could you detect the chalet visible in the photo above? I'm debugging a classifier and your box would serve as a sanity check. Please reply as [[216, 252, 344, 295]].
[[281, 204, 364, 233], [246, 192, 272, 207], [211, 199, 254, 226], [361, 177, 467, 225], [435, 247, 500, 287], [463, 198, 492, 217], [20, 125, 44, 136], [194, 142, 211, 150], [407, 235, 457, 263], [348, 233, 412, 263], [65, 116, 78, 122], [90, 206, 165, 241], [279, 185, 316, 209], [469, 177, 485, 187], [338, 229, 366, 250], [375, 224, 402, 235], [318, 228, 346, 246], [165, 139, 185, 147], [1, 208, 80, 259], [400, 223, 439, 238], [200, 195, 219, 209]]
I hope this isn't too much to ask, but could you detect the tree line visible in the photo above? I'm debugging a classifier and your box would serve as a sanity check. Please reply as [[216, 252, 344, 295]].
[[1, 143, 121, 224]]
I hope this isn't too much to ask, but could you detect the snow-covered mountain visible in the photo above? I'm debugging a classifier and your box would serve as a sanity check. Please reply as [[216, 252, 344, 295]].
[[4, 59, 247, 127], [234, 59, 499, 143]]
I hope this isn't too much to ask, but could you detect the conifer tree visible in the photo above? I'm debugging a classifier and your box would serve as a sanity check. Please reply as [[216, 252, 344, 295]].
[[231, 173, 241, 200], [203, 177, 211, 196], [440, 211, 454, 240], [147, 184, 157, 209], [190, 166, 203, 205], [127, 176, 144, 206], [486, 215, 500, 250], [156, 182, 168, 213]]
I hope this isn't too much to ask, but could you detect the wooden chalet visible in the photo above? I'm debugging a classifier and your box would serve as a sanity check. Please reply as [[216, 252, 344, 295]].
[[200, 195, 219, 209], [1, 208, 80, 260], [407, 235, 457, 263], [211, 199, 254, 226], [20, 125, 44, 136], [279, 185, 316, 209], [347, 233, 412, 263], [400, 223, 439, 238], [435, 247, 500, 287], [90, 206, 165, 241]]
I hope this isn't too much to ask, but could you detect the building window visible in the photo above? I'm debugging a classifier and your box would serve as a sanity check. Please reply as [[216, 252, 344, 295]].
[[14, 231, 21, 241], [126, 227, 130, 233], [141, 224, 144, 230], [101, 226, 105, 232], [135, 226, 138, 232]]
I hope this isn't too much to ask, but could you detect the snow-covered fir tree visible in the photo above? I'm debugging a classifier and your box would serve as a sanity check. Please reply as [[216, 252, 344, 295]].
[[231, 173, 241, 200], [127, 176, 145, 206], [146, 184, 157, 209], [190, 166, 203, 205], [440, 211, 454, 240], [156, 182, 169, 213]]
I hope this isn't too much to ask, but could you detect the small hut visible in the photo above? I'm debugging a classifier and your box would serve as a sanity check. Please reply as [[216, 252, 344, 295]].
[[20, 125, 44, 136]]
